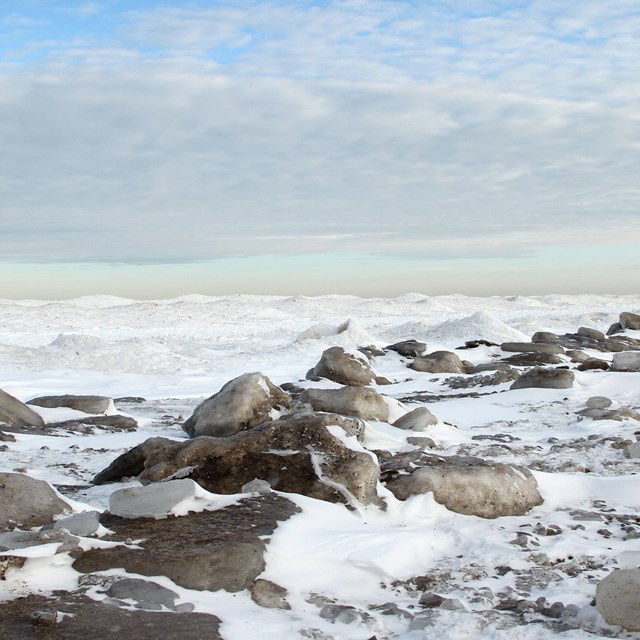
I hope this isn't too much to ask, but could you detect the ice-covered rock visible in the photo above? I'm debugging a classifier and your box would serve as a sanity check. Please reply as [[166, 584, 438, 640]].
[[182, 372, 291, 438], [596, 569, 640, 631], [393, 407, 438, 431], [298, 386, 390, 422], [384, 455, 543, 518], [309, 346, 375, 386], [612, 352, 640, 371], [109, 479, 204, 518], [510, 367, 574, 390]]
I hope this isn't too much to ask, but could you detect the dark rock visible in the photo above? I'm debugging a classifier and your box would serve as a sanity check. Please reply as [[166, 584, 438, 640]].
[[386, 340, 427, 358], [0, 389, 44, 428], [182, 372, 292, 438], [95, 413, 380, 507], [310, 346, 376, 386], [0, 430, 16, 442], [114, 396, 146, 403], [531, 331, 558, 343], [458, 339, 499, 350], [27, 395, 112, 414], [73, 493, 299, 592], [0, 593, 221, 640], [47, 415, 138, 432], [510, 367, 574, 390], [577, 327, 606, 341], [607, 322, 623, 335], [501, 342, 564, 354], [94, 437, 175, 485], [502, 352, 563, 367], [577, 358, 609, 371], [0, 472, 72, 531]]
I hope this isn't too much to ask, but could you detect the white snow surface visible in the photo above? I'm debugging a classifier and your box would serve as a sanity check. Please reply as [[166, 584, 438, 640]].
[[1, 293, 640, 638]]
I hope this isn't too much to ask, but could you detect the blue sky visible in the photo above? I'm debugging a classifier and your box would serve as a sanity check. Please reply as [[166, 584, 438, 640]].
[[1, 1, 639, 298]]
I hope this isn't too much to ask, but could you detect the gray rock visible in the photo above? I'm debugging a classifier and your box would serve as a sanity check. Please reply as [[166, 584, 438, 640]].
[[95, 413, 380, 507], [0, 473, 72, 531], [386, 340, 427, 358], [27, 394, 112, 414], [251, 579, 291, 610], [104, 577, 183, 611], [53, 511, 101, 537], [620, 312, 640, 330], [0, 529, 79, 554], [393, 407, 438, 431], [182, 372, 292, 438], [577, 326, 606, 341], [411, 351, 469, 374], [612, 352, 640, 371], [586, 396, 612, 409], [109, 479, 202, 519], [310, 346, 375, 386], [596, 569, 640, 631], [384, 455, 543, 518], [299, 386, 390, 422], [607, 322, 623, 335], [624, 442, 640, 459], [73, 493, 299, 592], [0, 389, 44, 428], [510, 367, 574, 390], [503, 352, 563, 366], [501, 342, 564, 354]]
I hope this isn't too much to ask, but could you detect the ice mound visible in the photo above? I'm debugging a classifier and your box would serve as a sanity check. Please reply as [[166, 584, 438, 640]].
[[296, 319, 377, 346], [426, 310, 529, 346]]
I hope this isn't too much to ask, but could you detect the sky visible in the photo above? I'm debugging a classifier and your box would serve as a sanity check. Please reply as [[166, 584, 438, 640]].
[[1, 0, 639, 299]]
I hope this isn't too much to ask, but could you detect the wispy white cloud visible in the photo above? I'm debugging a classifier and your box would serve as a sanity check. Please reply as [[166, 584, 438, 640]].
[[0, 1, 639, 273]]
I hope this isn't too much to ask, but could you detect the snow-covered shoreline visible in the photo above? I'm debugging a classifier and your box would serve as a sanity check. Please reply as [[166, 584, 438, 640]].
[[1, 294, 640, 639]]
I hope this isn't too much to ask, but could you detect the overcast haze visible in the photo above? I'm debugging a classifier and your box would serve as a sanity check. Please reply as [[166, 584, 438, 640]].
[[1, 0, 639, 299]]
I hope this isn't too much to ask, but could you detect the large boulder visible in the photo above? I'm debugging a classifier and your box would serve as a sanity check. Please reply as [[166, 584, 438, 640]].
[[510, 367, 574, 390], [95, 413, 380, 507], [620, 312, 640, 330], [182, 372, 291, 438], [410, 351, 470, 374], [310, 346, 375, 386], [298, 386, 390, 422], [612, 352, 640, 372], [596, 569, 640, 631], [384, 455, 542, 518], [0, 473, 72, 531], [0, 389, 44, 428], [27, 394, 113, 414], [73, 493, 299, 593]]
